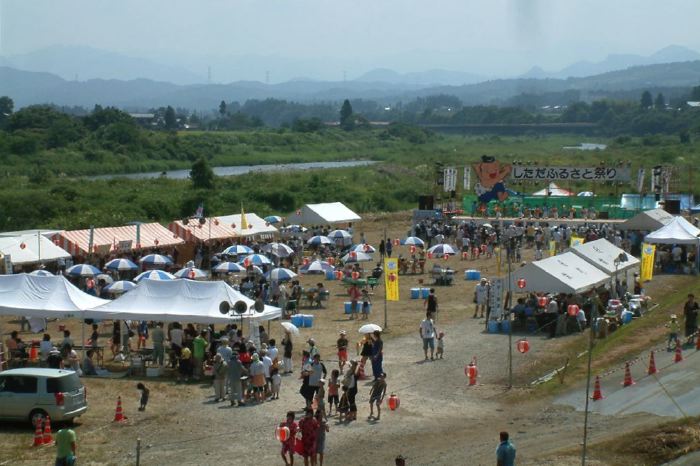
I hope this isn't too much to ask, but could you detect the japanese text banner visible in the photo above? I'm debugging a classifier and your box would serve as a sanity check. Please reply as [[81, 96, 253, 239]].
[[512, 166, 630, 182]]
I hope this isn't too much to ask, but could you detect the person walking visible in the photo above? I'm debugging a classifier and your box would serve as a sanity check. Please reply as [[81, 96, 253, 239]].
[[496, 431, 516, 466], [282, 331, 294, 374], [425, 288, 438, 322], [298, 408, 320, 466], [192, 330, 208, 381], [378, 239, 386, 259], [151, 322, 166, 367], [54, 426, 77, 466], [212, 354, 227, 402], [474, 278, 489, 319], [419, 313, 436, 361], [343, 360, 359, 422], [370, 331, 383, 378], [385, 239, 393, 258], [683, 293, 699, 346], [227, 350, 247, 406]]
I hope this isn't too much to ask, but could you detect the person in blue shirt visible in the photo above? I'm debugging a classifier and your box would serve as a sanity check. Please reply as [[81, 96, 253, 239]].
[[496, 431, 516, 466]]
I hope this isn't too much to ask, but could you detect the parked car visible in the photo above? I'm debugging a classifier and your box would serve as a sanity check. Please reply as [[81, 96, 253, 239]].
[[0, 368, 87, 425]]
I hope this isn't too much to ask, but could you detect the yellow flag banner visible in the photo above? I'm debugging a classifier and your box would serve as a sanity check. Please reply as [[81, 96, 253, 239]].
[[384, 257, 399, 301], [569, 236, 584, 248], [241, 205, 249, 230], [549, 240, 557, 257], [640, 243, 656, 282]]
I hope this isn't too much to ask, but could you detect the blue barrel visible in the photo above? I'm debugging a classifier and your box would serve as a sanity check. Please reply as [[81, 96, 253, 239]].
[[303, 315, 314, 328], [500, 319, 511, 334], [410, 288, 420, 299], [421, 288, 430, 299], [465, 270, 481, 281], [291, 315, 304, 328], [487, 320, 500, 333], [325, 269, 335, 280], [621, 312, 633, 324], [344, 302, 352, 314]]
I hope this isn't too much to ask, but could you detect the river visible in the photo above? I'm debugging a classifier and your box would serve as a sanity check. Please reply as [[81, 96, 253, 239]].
[[91, 160, 377, 180]]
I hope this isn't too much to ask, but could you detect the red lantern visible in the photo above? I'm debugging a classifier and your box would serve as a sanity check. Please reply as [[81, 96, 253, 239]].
[[154, 239, 159, 246], [334, 270, 344, 280], [173, 233, 179, 239], [363, 244, 370, 252], [567, 304, 580, 317], [351, 271, 360, 280], [465, 363, 477, 378], [387, 393, 400, 411], [480, 244, 487, 254], [244, 258, 251, 268], [275, 426, 290, 442], [303, 258, 310, 266], [516, 339, 530, 354], [265, 222, 270, 227], [443, 253, 449, 261], [19, 242, 26, 250], [394, 238, 400, 246], [188, 269, 196, 280], [517, 278, 527, 289], [388, 272, 397, 282], [135, 243, 141, 249], [349, 251, 357, 259], [53, 239, 60, 245], [472, 247, 479, 256], [296, 209, 301, 215], [537, 296, 549, 308], [231, 223, 237, 229], [214, 218, 219, 226], [327, 257, 335, 265], [410, 245, 416, 254]]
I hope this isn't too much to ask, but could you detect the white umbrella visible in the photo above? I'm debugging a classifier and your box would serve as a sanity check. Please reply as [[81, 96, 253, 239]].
[[262, 242, 294, 257], [350, 244, 376, 254], [65, 264, 101, 277], [138, 254, 173, 268], [358, 323, 382, 334], [103, 280, 136, 293], [222, 244, 254, 256], [280, 321, 300, 336], [29, 270, 54, 277], [174, 267, 208, 280], [213, 262, 246, 273], [401, 237, 425, 247], [299, 260, 335, 274], [328, 230, 352, 240], [307, 235, 332, 245], [134, 270, 176, 282], [96, 273, 114, 284], [105, 258, 139, 271], [265, 267, 297, 282], [341, 251, 373, 263], [427, 244, 457, 256]]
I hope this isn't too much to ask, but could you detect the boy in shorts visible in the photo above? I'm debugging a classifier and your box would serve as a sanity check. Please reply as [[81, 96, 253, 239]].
[[368, 372, 387, 420], [336, 330, 348, 373]]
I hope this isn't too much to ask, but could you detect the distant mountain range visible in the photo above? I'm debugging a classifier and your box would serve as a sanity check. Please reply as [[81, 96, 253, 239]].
[[1, 59, 699, 111]]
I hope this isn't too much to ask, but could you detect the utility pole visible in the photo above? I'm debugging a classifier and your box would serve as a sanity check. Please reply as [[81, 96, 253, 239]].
[[506, 237, 513, 389], [581, 295, 598, 466], [383, 227, 388, 331]]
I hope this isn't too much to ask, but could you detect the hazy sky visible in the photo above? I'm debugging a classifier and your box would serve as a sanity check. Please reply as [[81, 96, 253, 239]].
[[2, 0, 700, 80]]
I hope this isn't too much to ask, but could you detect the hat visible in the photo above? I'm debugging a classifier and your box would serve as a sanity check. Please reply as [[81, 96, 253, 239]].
[[220, 337, 229, 343], [480, 278, 487, 283], [319, 378, 326, 384], [671, 314, 677, 319], [307, 338, 315, 344], [339, 330, 347, 335]]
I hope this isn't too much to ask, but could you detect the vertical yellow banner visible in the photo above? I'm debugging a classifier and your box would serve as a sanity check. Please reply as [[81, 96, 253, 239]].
[[549, 240, 557, 257], [384, 257, 399, 301], [640, 243, 656, 282], [569, 236, 584, 247]]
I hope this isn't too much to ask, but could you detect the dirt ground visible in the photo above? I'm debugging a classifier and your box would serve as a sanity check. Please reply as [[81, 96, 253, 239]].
[[0, 212, 689, 465]]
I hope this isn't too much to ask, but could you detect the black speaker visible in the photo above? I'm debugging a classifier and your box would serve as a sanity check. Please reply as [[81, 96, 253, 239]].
[[418, 195, 434, 210], [598, 211, 609, 219], [664, 199, 681, 214]]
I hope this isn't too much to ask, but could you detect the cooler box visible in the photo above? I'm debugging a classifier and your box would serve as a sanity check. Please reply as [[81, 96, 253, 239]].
[[325, 269, 336, 280], [465, 270, 481, 280], [344, 302, 353, 314], [410, 288, 420, 299], [302, 315, 314, 328], [146, 367, 162, 377], [487, 320, 500, 333], [420, 288, 430, 299], [500, 319, 511, 334], [291, 314, 304, 327]]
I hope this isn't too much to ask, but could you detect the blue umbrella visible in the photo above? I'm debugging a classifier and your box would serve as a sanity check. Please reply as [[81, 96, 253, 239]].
[[341, 251, 373, 263], [65, 264, 101, 277], [239, 254, 272, 266], [174, 267, 208, 280], [299, 260, 335, 274], [427, 244, 457, 256], [401, 236, 425, 247], [138, 254, 173, 268], [213, 262, 246, 273], [222, 244, 254, 256], [328, 230, 352, 240], [103, 280, 136, 293], [134, 270, 176, 282], [307, 235, 332, 245], [350, 244, 376, 254], [264, 215, 283, 224], [105, 258, 139, 271], [265, 267, 297, 282], [29, 270, 54, 277]]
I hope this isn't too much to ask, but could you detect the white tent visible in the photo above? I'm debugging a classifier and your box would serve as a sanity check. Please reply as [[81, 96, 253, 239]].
[[532, 183, 574, 197], [87, 279, 281, 324], [285, 202, 361, 225], [509, 252, 610, 294], [644, 216, 700, 245], [218, 213, 278, 238], [0, 234, 71, 266], [620, 208, 674, 231], [0, 274, 108, 318], [569, 239, 640, 275]]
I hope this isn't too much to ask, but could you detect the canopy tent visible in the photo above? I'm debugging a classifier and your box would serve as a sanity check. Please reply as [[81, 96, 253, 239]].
[[531, 183, 574, 197], [285, 202, 361, 225], [620, 208, 674, 231], [0, 234, 71, 266], [568, 239, 640, 275], [508, 252, 610, 294], [0, 274, 108, 318], [57, 223, 183, 257], [87, 279, 281, 324], [168, 218, 238, 243], [217, 213, 278, 238], [644, 216, 700, 245]]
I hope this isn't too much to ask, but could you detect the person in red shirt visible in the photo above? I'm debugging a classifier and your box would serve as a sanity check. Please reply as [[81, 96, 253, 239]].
[[298, 408, 320, 465], [280, 411, 298, 466]]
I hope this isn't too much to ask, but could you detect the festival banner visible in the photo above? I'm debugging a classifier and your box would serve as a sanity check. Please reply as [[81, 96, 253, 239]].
[[384, 257, 399, 301], [636, 168, 645, 193], [640, 243, 656, 282], [511, 166, 631, 182], [464, 166, 471, 190], [549, 240, 556, 257], [443, 167, 457, 192], [569, 236, 584, 248]]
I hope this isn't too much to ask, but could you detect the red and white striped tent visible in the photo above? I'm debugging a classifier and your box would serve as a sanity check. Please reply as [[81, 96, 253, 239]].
[[168, 218, 239, 243], [55, 223, 184, 257]]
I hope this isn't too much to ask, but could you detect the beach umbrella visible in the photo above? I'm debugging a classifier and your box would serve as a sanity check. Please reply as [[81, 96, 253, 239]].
[[103, 280, 136, 293], [427, 244, 457, 256], [65, 264, 101, 277], [246, 265, 264, 275], [401, 237, 425, 247], [299, 260, 335, 274], [328, 230, 352, 240], [29, 270, 54, 277], [213, 262, 246, 274], [262, 242, 294, 258], [96, 273, 114, 284], [174, 267, 208, 280], [105, 258, 139, 272], [265, 267, 297, 282], [341, 251, 373, 263], [358, 323, 382, 334], [134, 270, 176, 282], [281, 225, 307, 233], [280, 321, 300, 336], [350, 244, 376, 254], [239, 254, 272, 266], [307, 235, 332, 245], [264, 215, 283, 224], [222, 244, 254, 256], [138, 254, 173, 268]]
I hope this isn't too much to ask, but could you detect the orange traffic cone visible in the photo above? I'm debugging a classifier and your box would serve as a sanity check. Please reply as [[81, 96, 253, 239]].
[[42, 416, 53, 445], [674, 341, 683, 363], [32, 418, 44, 447], [648, 351, 657, 375], [113, 396, 126, 422], [29, 345, 38, 363], [696, 335, 700, 351], [591, 375, 604, 401], [621, 362, 635, 387]]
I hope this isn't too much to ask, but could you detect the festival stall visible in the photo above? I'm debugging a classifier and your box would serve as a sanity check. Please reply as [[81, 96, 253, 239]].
[[285, 202, 361, 225], [569, 238, 640, 293], [168, 217, 238, 243], [619, 208, 674, 231], [56, 223, 184, 258], [508, 252, 610, 294], [531, 183, 574, 197], [0, 233, 71, 271], [644, 216, 700, 274]]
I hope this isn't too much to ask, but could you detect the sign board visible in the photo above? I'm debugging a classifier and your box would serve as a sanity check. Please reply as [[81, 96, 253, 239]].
[[2, 254, 12, 274], [118, 240, 133, 252], [95, 244, 112, 256], [488, 277, 504, 320], [511, 166, 631, 182], [443, 167, 458, 192]]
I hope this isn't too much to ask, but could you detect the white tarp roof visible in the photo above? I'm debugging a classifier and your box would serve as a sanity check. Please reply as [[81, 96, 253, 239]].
[[532, 182, 574, 197], [644, 216, 700, 245], [620, 208, 674, 231], [87, 279, 281, 324], [0, 274, 108, 318], [569, 239, 640, 275], [218, 213, 278, 237], [285, 202, 361, 225], [0, 234, 71, 265], [509, 252, 610, 294]]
